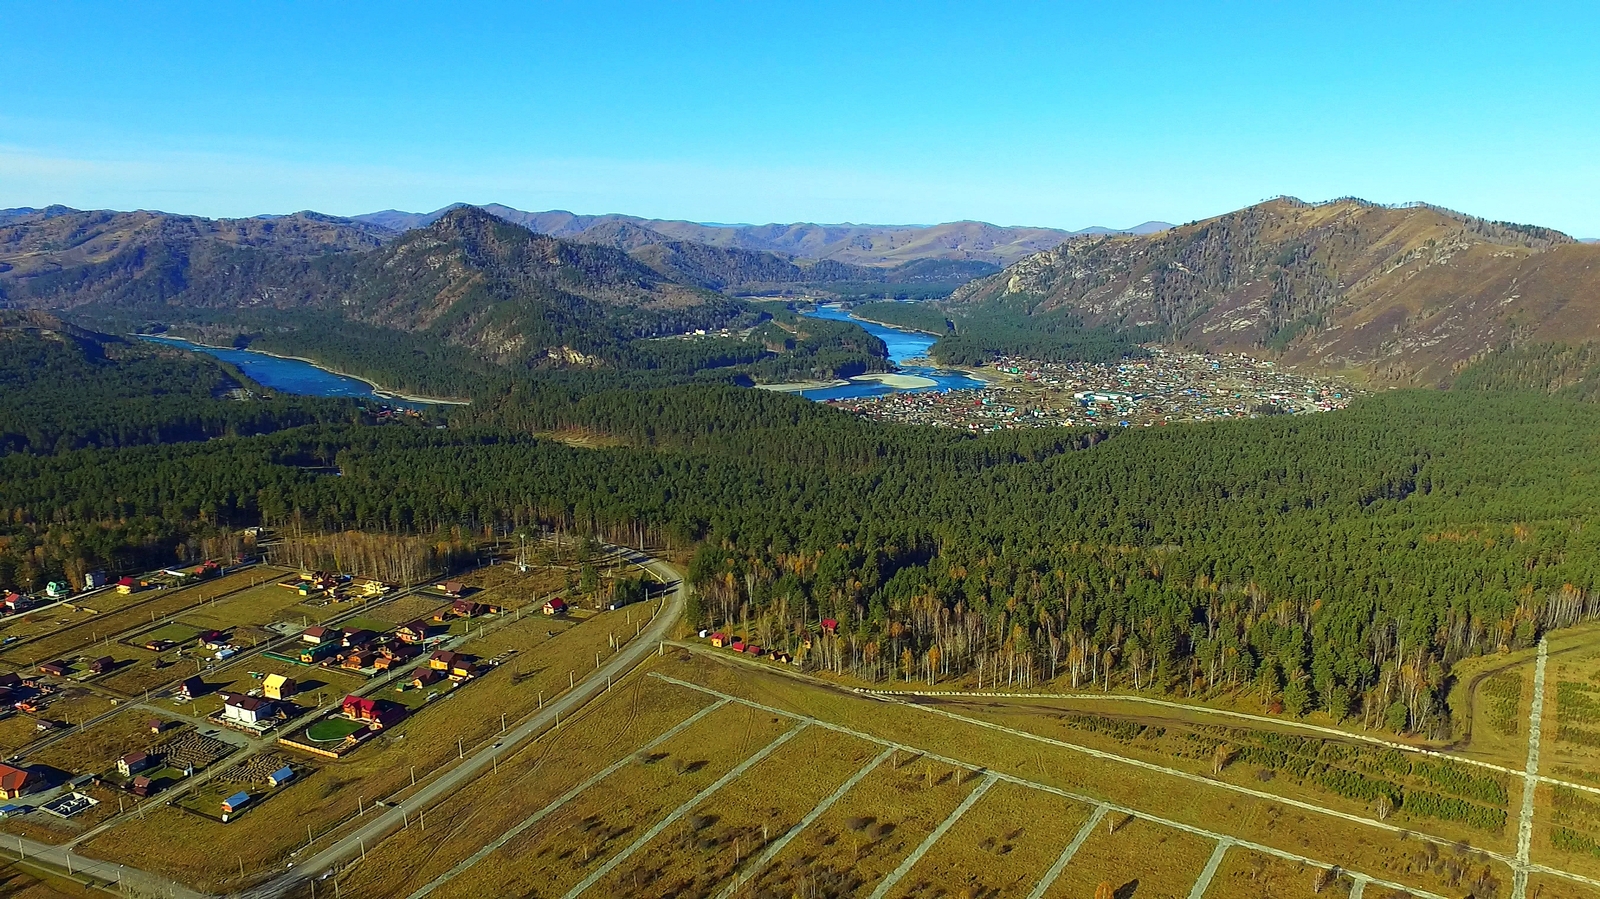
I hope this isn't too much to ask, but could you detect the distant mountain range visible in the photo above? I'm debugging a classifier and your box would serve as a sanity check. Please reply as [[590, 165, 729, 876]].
[[948, 197, 1598, 385], [348, 203, 1174, 267]]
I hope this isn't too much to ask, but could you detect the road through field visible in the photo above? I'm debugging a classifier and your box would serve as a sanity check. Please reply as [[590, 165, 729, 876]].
[[237, 545, 687, 899], [1513, 637, 1549, 899]]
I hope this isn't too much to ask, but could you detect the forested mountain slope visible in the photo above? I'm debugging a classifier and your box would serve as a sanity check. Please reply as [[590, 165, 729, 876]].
[[949, 197, 1599, 384]]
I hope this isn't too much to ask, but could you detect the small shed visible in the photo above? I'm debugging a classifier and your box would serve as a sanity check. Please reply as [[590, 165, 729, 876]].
[[821, 618, 839, 634], [84, 570, 108, 589], [221, 791, 250, 814], [116, 577, 139, 595], [266, 766, 294, 788], [709, 632, 727, 648]]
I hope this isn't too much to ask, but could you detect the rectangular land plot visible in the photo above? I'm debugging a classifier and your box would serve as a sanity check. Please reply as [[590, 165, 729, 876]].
[[740, 750, 985, 899], [176, 577, 323, 631], [884, 779, 1094, 899], [427, 701, 795, 899], [1203, 849, 1351, 899], [26, 708, 181, 776], [330, 674, 721, 899], [1040, 813, 1214, 899], [586, 725, 883, 899]]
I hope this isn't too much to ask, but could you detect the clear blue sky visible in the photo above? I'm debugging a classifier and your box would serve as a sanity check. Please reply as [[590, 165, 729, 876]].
[[3, 2, 1597, 234]]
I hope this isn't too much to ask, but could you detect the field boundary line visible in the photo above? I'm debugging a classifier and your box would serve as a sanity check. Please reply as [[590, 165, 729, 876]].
[[650, 673, 1458, 899], [1514, 637, 1549, 899], [562, 722, 808, 899], [1025, 804, 1107, 899], [867, 771, 999, 899], [403, 696, 730, 899], [1188, 838, 1231, 899], [714, 744, 897, 899]]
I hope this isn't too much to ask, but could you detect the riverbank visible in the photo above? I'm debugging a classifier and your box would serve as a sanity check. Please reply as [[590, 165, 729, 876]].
[[755, 378, 849, 393], [139, 335, 471, 405], [849, 312, 948, 338]]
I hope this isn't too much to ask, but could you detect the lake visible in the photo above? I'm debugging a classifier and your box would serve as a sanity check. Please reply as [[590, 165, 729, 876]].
[[138, 336, 459, 407], [799, 306, 987, 401]]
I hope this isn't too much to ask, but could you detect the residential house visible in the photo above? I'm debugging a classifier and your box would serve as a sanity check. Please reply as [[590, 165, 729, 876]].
[[340, 629, 377, 649], [437, 581, 466, 598], [821, 618, 839, 635], [130, 776, 153, 797], [543, 598, 569, 617], [341, 695, 406, 729], [148, 718, 172, 734], [44, 582, 68, 599], [709, 632, 728, 648], [84, 570, 108, 589], [299, 642, 337, 664], [117, 752, 152, 777], [340, 651, 375, 671], [221, 694, 275, 726], [178, 676, 205, 701], [428, 650, 462, 672], [300, 626, 339, 645], [0, 673, 22, 691], [410, 668, 442, 689], [0, 764, 34, 799], [2, 593, 27, 613], [395, 620, 433, 644], [116, 577, 139, 595], [262, 674, 296, 701], [37, 661, 68, 678], [89, 656, 115, 675]]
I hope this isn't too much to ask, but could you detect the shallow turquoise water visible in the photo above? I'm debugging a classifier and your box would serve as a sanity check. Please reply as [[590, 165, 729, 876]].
[[799, 306, 986, 401]]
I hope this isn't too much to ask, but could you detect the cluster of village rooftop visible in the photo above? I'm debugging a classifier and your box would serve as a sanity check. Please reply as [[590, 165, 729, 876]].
[[0, 566, 576, 825], [700, 617, 841, 665], [825, 348, 1355, 430]]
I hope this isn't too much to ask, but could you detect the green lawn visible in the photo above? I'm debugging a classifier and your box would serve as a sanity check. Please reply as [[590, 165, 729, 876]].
[[305, 718, 364, 743]]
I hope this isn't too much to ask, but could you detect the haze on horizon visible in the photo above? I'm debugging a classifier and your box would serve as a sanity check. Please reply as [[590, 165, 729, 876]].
[[2, 2, 1598, 236]]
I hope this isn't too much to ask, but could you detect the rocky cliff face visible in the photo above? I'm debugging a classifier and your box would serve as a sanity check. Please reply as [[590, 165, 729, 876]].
[[949, 198, 1595, 384]]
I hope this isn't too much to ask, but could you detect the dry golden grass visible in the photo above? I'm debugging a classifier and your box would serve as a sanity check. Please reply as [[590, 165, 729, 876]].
[[331, 671, 716, 899], [1042, 813, 1212, 899], [887, 780, 1093, 899], [1526, 872, 1599, 899], [0, 783, 141, 846], [1205, 849, 1349, 899], [0, 864, 105, 899], [177, 578, 322, 631], [430, 701, 792, 899], [26, 708, 179, 776], [742, 750, 983, 898], [367, 594, 451, 626], [590, 726, 882, 898], [659, 653, 1497, 899]]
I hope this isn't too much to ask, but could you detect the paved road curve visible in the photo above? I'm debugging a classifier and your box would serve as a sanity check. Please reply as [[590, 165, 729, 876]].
[[238, 547, 687, 899]]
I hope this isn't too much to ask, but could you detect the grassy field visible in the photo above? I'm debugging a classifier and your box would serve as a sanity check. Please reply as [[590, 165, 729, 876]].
[[432, 703, 793, 899], [175, 576, 315, 631], [587, 726, 883, 898], [78, 601, 655, 891], [0, 862, 108, 899], [1206, 849, 1346, 899], [330, 673, 718, 899], [24, 708, 180, 776], [741, 749, 982, 897], [653, 652, 1511, 899], [887, 780, 1092, 899], [1041, 813, 1213, 899]]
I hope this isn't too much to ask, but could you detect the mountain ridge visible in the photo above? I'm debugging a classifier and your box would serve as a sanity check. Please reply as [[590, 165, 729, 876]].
[[348, 204, 1173, 266], [948, 196, 1596, 385]]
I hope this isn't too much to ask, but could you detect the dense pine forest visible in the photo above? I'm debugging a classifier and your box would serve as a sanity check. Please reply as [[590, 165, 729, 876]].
[[3, 318, 1600, 740]]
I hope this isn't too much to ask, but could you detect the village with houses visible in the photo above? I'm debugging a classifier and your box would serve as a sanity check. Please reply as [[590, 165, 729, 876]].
[[0, 532, 665, 880]]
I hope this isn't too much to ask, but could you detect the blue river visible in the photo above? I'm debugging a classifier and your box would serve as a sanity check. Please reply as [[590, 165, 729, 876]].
[[138, 336, 450, 407], [799, 306, 987, 401]]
